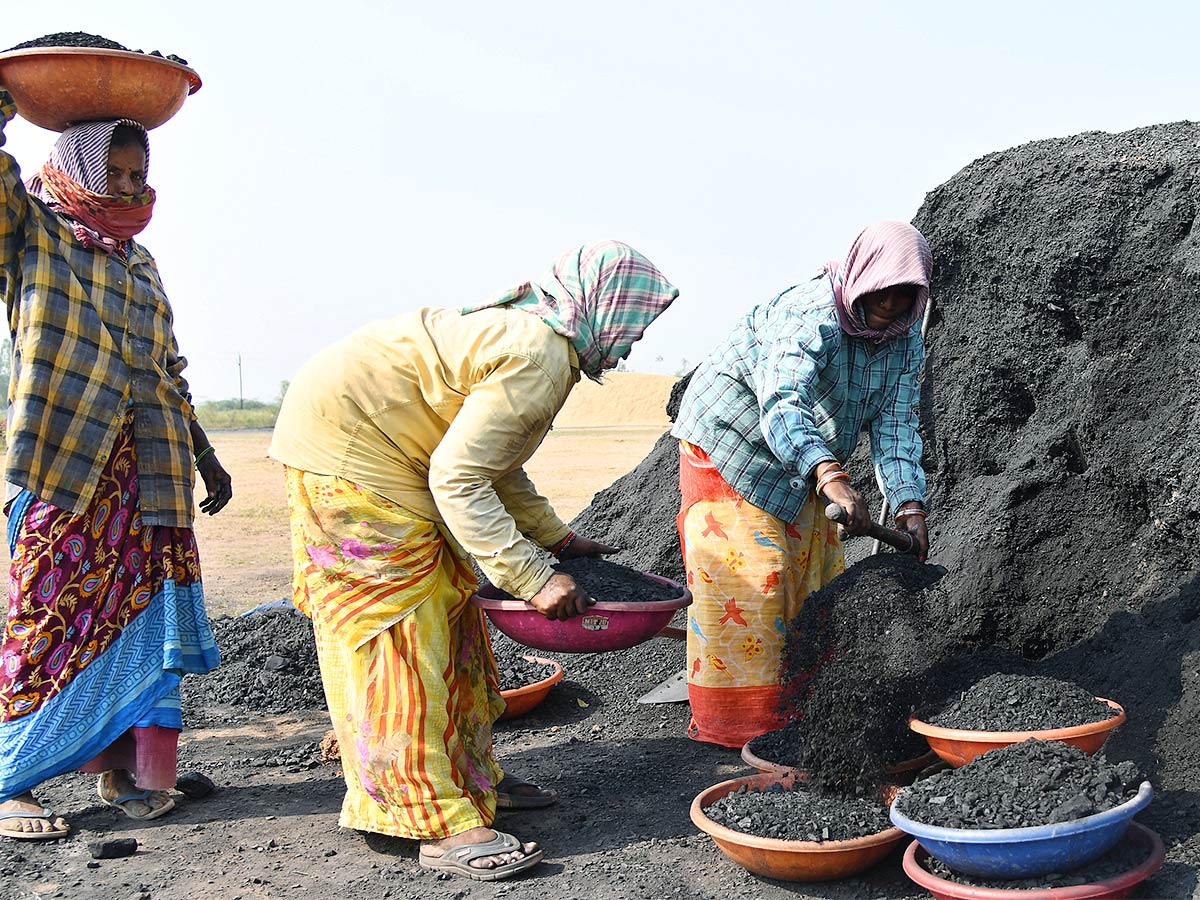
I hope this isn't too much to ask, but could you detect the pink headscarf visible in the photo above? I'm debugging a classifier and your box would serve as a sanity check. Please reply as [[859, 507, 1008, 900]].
[[825, 221, 932, 343]]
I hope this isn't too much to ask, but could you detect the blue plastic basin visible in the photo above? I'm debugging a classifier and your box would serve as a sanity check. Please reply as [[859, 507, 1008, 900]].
[[888, 781, 1153, 879]]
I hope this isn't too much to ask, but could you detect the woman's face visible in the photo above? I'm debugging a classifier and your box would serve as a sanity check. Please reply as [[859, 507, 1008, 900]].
[[857, 284, 918, 331], [106, 144, 147, 197]]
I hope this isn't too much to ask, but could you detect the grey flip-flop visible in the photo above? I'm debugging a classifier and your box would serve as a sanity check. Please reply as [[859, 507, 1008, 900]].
[[0, 807, 70, 841], [495, 775, 558, 810], [418, 830, 543, 882]]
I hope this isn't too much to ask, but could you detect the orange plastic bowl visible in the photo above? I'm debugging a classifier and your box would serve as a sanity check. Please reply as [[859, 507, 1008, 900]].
[[741, 739, 938, 787], [690, 771, 906, 882], [498, 656, 563, 721], [0, 46, 201, 131], [909, 699, 1125, 768]]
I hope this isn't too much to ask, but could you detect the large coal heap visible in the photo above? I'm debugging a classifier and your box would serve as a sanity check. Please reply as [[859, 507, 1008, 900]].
[[915, 121, 1200, 658]]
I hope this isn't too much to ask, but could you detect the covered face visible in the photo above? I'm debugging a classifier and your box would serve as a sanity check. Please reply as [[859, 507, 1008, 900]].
[[466, 241, 680, 379], [826, 221, 933, 343]]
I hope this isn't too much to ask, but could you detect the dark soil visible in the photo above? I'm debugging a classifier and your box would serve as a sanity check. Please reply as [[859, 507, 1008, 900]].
[[921, 835, 1150, 889], [554, 557, 683, 602], [7, 32, 188, 64], [927, 672, 1119, 731], [895, 739, 1141, 829], [498, 654, 558, 692], [704, 783, 892, 842]]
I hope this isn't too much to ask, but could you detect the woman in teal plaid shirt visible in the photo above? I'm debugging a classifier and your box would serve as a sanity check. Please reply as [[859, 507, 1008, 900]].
[[671, 221, 932, 747]]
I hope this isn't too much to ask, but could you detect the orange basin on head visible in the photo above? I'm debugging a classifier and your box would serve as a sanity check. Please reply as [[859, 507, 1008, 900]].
[[909, 698, 1126, 768], [690, 771, 906, 882], [498, 656, 563, 721], [0, 47, 201, 131]]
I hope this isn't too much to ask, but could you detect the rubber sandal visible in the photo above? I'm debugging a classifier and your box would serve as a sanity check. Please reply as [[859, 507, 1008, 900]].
[[418, 830, 543, 882], [99, 786, 176, 821], [0, 807, 70, 841], [495, 775, 558, 810]]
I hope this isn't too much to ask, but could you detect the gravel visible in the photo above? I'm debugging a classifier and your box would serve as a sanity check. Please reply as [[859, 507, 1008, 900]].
[[927, 673, 1119, 731], [704, 782, 893, 842]]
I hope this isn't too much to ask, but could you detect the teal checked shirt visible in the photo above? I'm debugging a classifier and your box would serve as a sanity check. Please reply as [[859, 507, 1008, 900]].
[[672, 274, 926, 522]]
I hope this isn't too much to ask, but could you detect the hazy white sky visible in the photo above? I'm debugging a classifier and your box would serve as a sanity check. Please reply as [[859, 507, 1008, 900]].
[[3, 2, 1196, 401]]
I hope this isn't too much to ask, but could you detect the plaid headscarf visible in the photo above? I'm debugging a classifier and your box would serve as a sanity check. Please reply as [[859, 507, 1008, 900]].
[[465, 241, 679, 380], [26, 118, 155, 254], [825, 221, 932, 343]]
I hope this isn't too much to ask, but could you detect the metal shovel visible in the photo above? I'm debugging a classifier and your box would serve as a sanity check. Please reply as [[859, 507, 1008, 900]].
[[636, 625, 691, 704]]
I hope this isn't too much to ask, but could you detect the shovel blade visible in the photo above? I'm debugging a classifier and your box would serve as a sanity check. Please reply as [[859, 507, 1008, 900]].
[[637, 668, 690, 704]]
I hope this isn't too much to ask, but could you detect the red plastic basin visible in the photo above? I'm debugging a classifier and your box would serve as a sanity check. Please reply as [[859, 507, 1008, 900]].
[[901, 822, 1165, 899], [472, 573, 692, 653], [498, 656, 563, 721]]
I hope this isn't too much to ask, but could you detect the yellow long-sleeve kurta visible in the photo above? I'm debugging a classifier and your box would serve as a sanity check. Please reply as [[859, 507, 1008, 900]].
[[269, 306, 579, 601]]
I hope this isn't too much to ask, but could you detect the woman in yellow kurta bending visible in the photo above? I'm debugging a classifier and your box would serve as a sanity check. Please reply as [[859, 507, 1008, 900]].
[[269, 241, 677, 882]]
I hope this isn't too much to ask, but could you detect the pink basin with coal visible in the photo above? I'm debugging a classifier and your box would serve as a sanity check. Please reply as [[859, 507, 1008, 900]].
[[472, 574, 692, 653]]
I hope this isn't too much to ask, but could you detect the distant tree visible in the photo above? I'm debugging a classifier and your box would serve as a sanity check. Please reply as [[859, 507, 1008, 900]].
[[0, 337, 10, 410], [277, 379, 290, 404], [674, 357, 689, 377]]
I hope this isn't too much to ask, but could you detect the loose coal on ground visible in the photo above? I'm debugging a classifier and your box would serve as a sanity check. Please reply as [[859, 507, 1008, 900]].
[[704, 783, 893, 842], [927, 672, 1118, 731], [921, 835, 1151, 889], [7, 31, 189, 63], [895, 739, 1142, 829]]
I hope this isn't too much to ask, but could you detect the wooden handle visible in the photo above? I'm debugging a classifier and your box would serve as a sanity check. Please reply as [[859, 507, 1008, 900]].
[[824, 503, 918, 555]]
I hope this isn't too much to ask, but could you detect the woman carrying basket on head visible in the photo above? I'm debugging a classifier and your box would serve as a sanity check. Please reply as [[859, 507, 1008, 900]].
[[0, 89, 229, 840]]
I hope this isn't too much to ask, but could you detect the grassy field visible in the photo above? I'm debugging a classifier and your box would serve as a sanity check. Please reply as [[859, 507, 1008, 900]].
[[0, 374, 677, 616]]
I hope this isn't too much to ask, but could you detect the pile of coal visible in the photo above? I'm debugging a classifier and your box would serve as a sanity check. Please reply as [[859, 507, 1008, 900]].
[[927, 673, 1119, 731], [704, 782, 892, 842], [894, 739, 1141, 829]]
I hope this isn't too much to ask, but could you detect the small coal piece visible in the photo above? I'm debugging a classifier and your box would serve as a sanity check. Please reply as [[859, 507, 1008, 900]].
[[552, 557, 681, 603], [922, 835, 1149, 888], [174, 771, 217, 799], [927, 673, 1119, 731], [895, 739, 1141, 829], [497, 655, 556, 692], [705, 783, 892, 842], [88, 837, 138, 859]]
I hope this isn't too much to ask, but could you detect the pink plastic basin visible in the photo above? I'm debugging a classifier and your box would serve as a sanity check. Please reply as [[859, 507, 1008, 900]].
[[901, 822, 1165, 899], [471, 573, 692, 653]]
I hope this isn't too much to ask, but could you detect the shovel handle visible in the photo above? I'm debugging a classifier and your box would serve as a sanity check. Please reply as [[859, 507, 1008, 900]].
[[824, 503, 918, 555]]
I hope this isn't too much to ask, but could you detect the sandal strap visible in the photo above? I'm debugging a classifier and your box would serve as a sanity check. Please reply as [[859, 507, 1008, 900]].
[[444, 831, 521, 863], [112, 789, 155, 806], [0, 807, 53, 822]]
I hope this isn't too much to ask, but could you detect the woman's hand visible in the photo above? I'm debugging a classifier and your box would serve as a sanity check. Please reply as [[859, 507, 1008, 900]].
[[529, 573, 595, 620], [895, 503, 929, 562], [197, 452, 233, 515], [557, 535, 620, 560], [821, 479, 872, 534]]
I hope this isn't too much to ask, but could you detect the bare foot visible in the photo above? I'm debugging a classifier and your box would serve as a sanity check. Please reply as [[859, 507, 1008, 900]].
[[0, 793, 68, 836], [421, 826, 539, 870], [97, 770, 173, 819]]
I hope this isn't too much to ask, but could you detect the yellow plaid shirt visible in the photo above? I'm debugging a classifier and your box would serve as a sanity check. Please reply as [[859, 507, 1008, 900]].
[[0, 91, 197, 527]]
